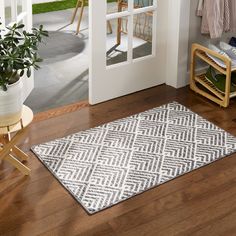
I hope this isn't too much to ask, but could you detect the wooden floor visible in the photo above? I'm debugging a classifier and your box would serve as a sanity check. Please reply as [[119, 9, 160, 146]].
[[1, 85, 236, 236]]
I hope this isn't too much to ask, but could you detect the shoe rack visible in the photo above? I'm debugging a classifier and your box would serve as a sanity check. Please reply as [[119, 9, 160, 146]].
[[190, 43, 236, 108]]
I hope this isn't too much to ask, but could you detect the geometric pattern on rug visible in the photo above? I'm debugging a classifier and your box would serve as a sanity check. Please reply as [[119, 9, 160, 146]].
[[31, 102, 236, 214]]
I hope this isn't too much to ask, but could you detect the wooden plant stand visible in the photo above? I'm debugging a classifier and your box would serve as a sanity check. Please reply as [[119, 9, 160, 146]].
[[0, 106, 33, 175], [190, 43, 236, 108]]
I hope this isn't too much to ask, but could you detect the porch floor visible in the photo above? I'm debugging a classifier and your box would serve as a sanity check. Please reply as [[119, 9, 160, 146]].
[[25, 8, 89, 113]]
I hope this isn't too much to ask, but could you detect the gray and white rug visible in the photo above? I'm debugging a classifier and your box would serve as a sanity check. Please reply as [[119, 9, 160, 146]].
[[32, 102, 236, 214]]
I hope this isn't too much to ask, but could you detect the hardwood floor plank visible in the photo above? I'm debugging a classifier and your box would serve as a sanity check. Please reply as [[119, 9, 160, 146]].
[[191, 211, 236, 236], [118, 181, 236, 236], [33, 100, 89, 123], [159, 194, 236, 236], [41, 223, 117, 236], [108, 157, 236, 234], [0, 194, 76, 235], [6, 205, 85, 236]]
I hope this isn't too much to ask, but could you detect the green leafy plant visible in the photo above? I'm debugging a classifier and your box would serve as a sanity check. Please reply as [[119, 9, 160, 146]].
[[0, 22, 48, 91]]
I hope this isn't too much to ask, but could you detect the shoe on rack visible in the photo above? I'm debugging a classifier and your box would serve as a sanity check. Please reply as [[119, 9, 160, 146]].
[[231, 71, 236, 86], [218, 42, 236, 86], [219, 42, 236, 61], [229, 37, 236, 48], [207, 44, 236, 68], [205, 66, 236, 93]]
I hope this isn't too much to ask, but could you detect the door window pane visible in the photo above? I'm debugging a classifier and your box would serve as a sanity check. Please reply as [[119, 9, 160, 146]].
[[106, 16, 129, 66], [17, 0, 23, 15], [4, 0, 11, 25], [134, 0, 153, 9], [133, 12, 153, 59], [107, 0, 127, 14]]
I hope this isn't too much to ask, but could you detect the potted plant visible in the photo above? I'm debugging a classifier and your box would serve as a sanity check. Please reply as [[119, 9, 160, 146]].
[[0, 22, 48, 126]]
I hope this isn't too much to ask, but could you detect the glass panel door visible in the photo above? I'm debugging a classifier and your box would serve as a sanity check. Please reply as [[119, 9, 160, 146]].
[[89, 0, 168, 104]]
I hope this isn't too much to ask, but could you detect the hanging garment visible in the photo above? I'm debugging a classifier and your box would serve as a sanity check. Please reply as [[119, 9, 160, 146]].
[[197, 0, 230, 38], [224, 0, 230, 32], [229, 0, 236, 32], [196, 0, 204, 16]]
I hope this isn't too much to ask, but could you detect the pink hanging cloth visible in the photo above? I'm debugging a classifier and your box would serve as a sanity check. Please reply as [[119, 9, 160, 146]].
[[197, 0, 232, 38]]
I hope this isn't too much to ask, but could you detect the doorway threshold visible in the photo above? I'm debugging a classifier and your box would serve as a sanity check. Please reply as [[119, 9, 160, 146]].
[[33, 100, 89, 122]]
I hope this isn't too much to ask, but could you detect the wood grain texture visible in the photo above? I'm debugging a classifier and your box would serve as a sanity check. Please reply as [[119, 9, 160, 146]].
[[33, 100, 89, 123], [1, 85, 236, 236]]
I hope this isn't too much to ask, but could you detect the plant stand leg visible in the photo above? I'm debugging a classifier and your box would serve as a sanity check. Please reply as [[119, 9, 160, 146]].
[[5, 128, 29, 162], [0, 128, 31, 175], [12, 146, 29, 161], [76, 0, 85, 35], [5, 154, 30, 175], [70, 0, 81, 24]]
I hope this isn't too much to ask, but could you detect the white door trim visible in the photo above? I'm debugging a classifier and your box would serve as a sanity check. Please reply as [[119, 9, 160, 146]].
[[165, 0, 191, 88]]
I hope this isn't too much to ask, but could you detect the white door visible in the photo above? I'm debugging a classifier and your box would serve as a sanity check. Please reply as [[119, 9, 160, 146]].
[[89, 0, 168, 105], [0, 0, 33, 101]]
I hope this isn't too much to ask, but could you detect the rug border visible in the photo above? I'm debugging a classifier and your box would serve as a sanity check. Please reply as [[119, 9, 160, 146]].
[[31, 101, 236, 215]]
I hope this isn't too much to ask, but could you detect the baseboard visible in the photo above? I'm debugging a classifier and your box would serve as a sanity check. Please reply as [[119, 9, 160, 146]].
[[181, 65, 208, 88], [34, 100, 89, 122]]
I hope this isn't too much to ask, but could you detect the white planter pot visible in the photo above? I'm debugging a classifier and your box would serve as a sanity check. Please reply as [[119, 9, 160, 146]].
[[0, 79, 24, 127]]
